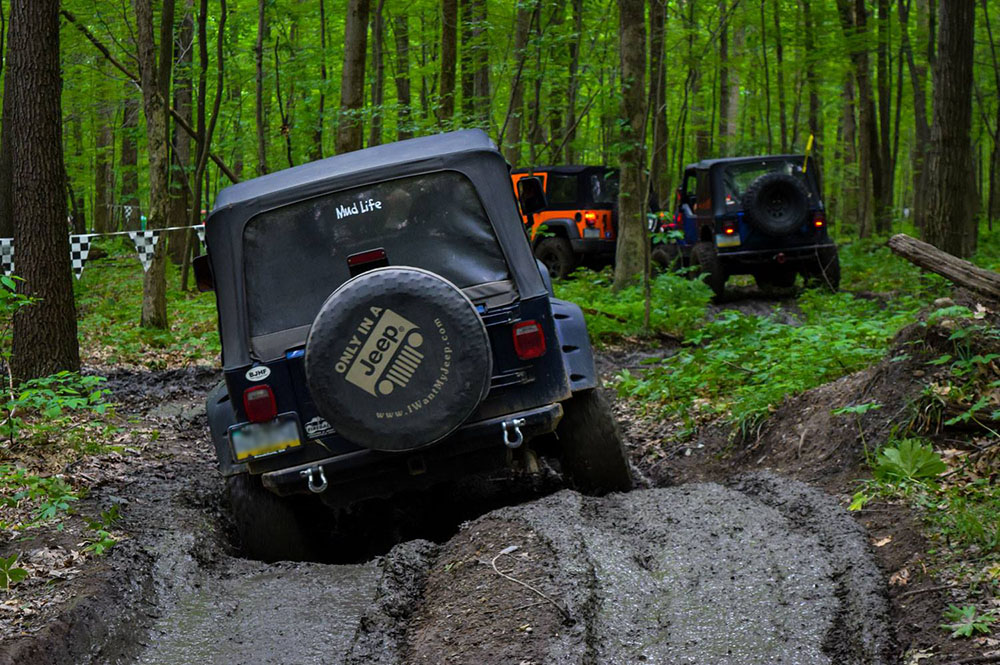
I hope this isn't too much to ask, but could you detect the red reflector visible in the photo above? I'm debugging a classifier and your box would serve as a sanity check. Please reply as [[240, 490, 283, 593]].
[[674, 213, 682, 224], [243, 385, 277, 423], [512, 320, 546, 360], [347, 248, 388, 267]]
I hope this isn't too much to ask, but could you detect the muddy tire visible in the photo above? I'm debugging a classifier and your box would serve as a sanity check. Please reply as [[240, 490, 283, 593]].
[[741, 172, 811, 236], [535, 237, 577, 279], [690, 241, 726, 298], [651, 244, 681, 272], [226, 472, 317, 563], [557, 389, 632, 495], [802, 245, 841, 291]]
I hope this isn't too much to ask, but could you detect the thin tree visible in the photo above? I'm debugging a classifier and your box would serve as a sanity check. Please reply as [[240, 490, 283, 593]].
[[919, 0, 978, 256], [369, 0, 386, 146], [650, 0, 669, 206], [335, 0, 370, 153], [391, 13, 413, 141], [9, 0, 80, 378], [132, 0, 176, 329], [439, 0, 457, 126], [613, 0, 647, 291], [255, 0, 270, 175]]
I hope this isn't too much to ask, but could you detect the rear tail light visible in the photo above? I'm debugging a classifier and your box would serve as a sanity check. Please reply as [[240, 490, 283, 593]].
[[243, 385, 277, 423], [723, 220, 737, 236], [584, 212, 597, 227], [674, 213, 682, 224], [512, 320, 547, 360], [813, 211, 826, 228]]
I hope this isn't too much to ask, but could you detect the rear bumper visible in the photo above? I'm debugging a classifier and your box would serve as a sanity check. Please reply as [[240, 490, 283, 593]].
[[260, 403, 563, 504], [570, 238, 616, 256], [718, 242, 835, 269]]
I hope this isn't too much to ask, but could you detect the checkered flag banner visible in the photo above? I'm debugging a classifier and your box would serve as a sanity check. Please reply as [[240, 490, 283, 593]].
[[70, 234, 93, 280], [0, 238, 12, 277], [128, 230, 161, 272], [195, 224, 206, 248]]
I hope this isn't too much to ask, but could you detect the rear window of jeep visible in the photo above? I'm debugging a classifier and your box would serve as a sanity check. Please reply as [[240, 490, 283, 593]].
[[242, 171, 510, 338]]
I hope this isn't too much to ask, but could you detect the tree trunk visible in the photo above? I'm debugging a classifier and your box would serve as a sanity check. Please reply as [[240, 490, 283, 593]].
[[336, 0, 370, 154], [168, 2, 194, 264], [900, 0, 930, 221], [800, 0, 822, 164], [919, 0, 977, 256], [392, 14, 413, 141], [9, 0, 80, 379], [773, 0, 788, 152], [94, 89, 114, 234], [501, 1, 533, 165], [255, 0, 269, 175], [459, 0, 474, 124], [0, 3, 10, 240], [613, 0, 647, 291], [760, 0, 774, 152], [650, 0, 668, 207], [369, 0, 385, 147], [133, 0, 175, 330], [471, 0, 489, 129], [718, 0, 730, 154], [564, 0, 583, 163], [439, 0, 457, 127], [876, 0, 894, 226], [888, 234, 1000, 297], [311, 0, 329, 161], [546, 0, 567, 161], [121, 86, 141, 230]]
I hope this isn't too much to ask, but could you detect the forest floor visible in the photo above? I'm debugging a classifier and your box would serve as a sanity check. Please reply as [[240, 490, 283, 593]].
[[0, 247, 998, 663]]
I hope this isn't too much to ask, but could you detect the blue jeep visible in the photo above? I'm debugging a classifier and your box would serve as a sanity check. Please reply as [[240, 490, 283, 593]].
[[651, 155, 839, 297]]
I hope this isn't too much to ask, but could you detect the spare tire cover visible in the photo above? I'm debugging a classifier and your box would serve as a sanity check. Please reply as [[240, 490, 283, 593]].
[[740, 171, 811, 236], [305, 267, 491, 451]]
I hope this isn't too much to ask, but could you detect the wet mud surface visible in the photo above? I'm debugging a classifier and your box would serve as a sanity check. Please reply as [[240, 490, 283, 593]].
[[0, 338, 897, 664]]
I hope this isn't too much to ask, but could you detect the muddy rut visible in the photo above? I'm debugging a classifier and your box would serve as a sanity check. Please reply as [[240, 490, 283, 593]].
[[0, 363, 893, 665]]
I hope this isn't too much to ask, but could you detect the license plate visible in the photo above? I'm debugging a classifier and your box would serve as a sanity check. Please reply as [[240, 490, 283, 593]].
[[715, 233, 741, 248], [583, 227, 601, 238], [230, 415, 301, 461]]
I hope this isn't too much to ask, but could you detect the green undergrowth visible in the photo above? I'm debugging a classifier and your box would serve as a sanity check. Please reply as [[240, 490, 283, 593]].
[[75, 238, 219, 368]]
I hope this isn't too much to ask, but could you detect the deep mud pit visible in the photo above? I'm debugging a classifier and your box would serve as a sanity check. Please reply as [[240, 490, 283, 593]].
[[0, 339, 896, 665]]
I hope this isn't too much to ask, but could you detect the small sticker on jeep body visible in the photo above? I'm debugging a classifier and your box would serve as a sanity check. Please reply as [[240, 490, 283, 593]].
[[246, 366, 271, 381]]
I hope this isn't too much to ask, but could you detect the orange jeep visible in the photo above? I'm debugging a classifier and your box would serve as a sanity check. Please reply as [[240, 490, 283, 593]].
[[511, 166, 618, 278]]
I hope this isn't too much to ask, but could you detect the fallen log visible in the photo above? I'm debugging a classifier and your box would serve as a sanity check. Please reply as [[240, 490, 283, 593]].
[[887, 234, 1000, 299]]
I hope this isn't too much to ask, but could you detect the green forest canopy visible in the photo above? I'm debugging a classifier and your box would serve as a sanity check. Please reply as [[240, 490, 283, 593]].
[[40, 0, 1000, 241]]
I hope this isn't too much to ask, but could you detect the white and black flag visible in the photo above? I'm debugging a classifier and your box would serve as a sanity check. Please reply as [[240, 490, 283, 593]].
[[70, 234, 93, 280], [128, 230, 161, 272], [0, 238, 12, 277]]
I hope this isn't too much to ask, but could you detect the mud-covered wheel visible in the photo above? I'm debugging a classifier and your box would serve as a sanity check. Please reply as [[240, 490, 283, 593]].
[[226, 472, 317, 563], [306, 266, 491, 451], [690, 241, 726, 298], [557, 389, 632, 495], [535, 237, 577, 279], [753, 268, 797, 290], [651, 244, 681, 272], [741, 172, 811, 236], [802, 245, 841, 291]]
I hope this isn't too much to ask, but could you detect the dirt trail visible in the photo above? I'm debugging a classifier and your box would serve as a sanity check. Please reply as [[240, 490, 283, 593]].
[[0, 365, 893, 665]]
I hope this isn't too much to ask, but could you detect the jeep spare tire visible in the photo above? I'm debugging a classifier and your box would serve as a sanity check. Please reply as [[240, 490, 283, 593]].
[[305, 267, 491, 452], [740, 171, 811, 236]]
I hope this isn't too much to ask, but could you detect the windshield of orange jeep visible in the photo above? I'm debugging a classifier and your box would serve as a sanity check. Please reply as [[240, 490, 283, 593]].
[[242, 171, 510, 338]]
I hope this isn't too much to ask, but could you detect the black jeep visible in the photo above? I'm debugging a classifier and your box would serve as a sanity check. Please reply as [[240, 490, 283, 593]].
[[651, 155, 839, 296], [198, 130, 631, 562]]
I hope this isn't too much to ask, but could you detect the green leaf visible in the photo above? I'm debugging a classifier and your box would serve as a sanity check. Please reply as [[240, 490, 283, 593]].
[[874, 439, 947, 482]]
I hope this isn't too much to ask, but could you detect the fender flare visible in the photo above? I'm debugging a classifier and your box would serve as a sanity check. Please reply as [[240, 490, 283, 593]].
[[206, 380, 245, 477], [549, 298, 598, 393], [532, 218, 579, 246]]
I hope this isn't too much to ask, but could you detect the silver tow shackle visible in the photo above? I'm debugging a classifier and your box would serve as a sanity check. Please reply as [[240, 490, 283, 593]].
[[502, 418, 526, 449], [299, 466, 328, 494]]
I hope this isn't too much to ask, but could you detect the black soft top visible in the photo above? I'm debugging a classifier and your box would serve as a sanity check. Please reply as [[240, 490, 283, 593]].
[[206, 129, 546, 368], [685, 154, 808, 171], [510, 165, 617, 176]]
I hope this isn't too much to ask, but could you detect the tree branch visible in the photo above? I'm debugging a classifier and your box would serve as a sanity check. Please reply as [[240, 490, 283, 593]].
[[60, 9, 240, 184]]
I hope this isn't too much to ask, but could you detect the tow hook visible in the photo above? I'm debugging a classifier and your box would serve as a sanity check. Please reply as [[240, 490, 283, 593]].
[[502, 418, 526, 449], [299, 465, 328, 494]]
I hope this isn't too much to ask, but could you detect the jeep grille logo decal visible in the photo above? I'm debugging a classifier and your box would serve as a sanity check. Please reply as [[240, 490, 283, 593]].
[[335, 306, 425, 397]]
